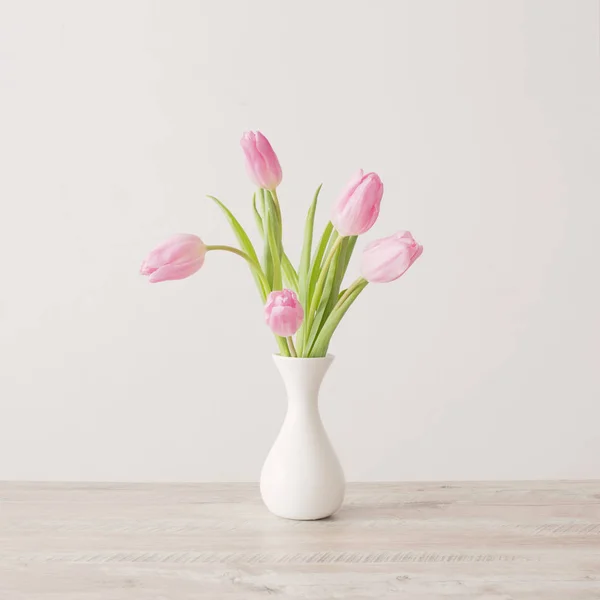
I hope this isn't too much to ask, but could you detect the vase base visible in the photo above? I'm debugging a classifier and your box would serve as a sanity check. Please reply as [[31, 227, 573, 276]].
[[263, 504, 342, 521], [260, 482, 344, 521]]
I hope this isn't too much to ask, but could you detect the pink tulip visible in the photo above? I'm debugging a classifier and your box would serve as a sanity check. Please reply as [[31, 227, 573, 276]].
[[140, 234, 207, 283], [264, 289, 304, 337], [331, 170, 383, 236], [361, 231, 423, 283], [240, 131, 282, 190]]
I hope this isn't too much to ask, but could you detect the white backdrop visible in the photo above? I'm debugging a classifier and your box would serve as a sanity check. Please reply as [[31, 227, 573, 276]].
[[0, 0, 598, 481]]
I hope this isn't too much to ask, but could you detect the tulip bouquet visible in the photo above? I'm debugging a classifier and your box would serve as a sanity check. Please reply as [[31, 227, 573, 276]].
[[141, 132, 422, 358]]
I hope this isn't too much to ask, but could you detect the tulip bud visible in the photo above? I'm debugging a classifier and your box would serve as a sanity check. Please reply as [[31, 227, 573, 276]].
[[331, 170, 383, 236], [240, 131, 282, 190], [140, 234, 206, 283], [264, 289, 304, 337], [361, 231, 423, 283]]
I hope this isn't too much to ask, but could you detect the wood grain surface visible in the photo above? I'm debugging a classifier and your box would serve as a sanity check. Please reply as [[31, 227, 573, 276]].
[[0, 482, 599, 599]]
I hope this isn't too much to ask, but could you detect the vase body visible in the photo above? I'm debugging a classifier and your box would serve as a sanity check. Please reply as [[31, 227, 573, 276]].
[[260, 354, 345, 520]]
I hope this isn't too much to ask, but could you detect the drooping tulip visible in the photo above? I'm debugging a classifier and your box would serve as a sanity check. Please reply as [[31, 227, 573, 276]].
[[361, 231, 423, 283], [264, 289, 304, 337], [240, 131, 282, 190], [140, 234, 207, 283], [331, 170, 383, 236]]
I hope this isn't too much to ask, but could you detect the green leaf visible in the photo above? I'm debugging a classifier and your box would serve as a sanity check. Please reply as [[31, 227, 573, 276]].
[[296, 184, 322, 356], [281, 254, 299, 292], [208, 195, 268, 300], [305, 249, 341, 355], [252, 190, 296, 292], [322, 234, 357, 324], [309, 278, 369, 357], [320, 237, 348, 323], [303, 227, 338, 355], [252, 193, 289, 355], [299, 184, 321, 300], [208, 195, 260, 264], [308, 221, 333, 301], [265, 190, 298, 292], [305, 236, 351, 355]]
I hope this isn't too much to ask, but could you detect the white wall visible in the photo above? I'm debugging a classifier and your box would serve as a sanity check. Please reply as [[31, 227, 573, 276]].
[[0, 0, 598, 482]]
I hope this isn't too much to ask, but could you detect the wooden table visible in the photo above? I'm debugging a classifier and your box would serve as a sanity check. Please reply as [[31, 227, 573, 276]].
[[0, 482, 599, 599]]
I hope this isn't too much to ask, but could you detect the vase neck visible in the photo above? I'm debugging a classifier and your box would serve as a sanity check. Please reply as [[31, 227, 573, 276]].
[[273, 355, 334, 409]]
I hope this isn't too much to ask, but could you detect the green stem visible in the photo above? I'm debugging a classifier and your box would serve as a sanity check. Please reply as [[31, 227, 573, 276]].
[[270, 188, 282, 223], [261, 189, 282, 291], [266, 189, 298, 292], [206, 245, 289, 357], [281, 255, 299, 292], [258, 189, 274, 288], [335, 276, 367, 310], [252, 192, 263, 233], [287, 337, 297, 357], [276, 336, 291, 357], [205, 245, 270, 300], [308, 222, 333, 300], [307, 235, 344, 319], [323, 235, 344, 273], [310, 277, 369, 357], [296, 184, 322, 357]]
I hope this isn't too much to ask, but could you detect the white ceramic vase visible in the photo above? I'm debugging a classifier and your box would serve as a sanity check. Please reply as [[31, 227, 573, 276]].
[[260, 354, 345, 520]]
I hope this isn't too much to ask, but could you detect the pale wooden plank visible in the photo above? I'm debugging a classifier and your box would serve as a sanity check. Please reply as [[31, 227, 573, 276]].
[[0, 482, 599, 599]]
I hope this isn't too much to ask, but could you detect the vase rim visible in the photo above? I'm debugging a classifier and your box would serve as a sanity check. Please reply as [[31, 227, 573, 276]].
[[272, 353, 335, 362]]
